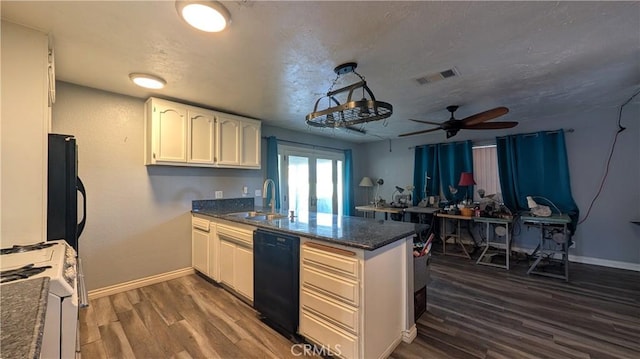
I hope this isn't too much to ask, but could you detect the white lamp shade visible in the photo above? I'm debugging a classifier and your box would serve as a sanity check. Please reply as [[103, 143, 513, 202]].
[[359, 176, 374, 187]]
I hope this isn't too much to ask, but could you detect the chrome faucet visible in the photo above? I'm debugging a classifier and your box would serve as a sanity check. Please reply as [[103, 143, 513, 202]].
[[262, 178, 276, 214]]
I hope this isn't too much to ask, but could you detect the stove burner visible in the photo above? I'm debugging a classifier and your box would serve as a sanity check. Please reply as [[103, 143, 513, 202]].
[[0, 264, 52, 283], [0, 242, 56, 255]]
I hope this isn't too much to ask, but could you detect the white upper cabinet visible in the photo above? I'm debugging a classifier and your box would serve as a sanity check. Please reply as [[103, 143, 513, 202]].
[[216, 113, 262, 169], [145, 98, 187, 164], [216, 115, 240, 166], [187, 108, 215, 165], [145, 97, 261, 168], [241, 120, 261, 168]]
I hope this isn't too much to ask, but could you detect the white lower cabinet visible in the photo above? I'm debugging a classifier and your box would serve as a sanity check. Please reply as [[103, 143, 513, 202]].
[[219, 239, 235, 287], [299, 238, 410, 359], [216, 221, 255, 302], [191, 216, 211, 276]]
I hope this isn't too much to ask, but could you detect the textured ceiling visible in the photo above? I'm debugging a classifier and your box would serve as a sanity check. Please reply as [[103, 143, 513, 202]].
[[2, 1, 639, 143]]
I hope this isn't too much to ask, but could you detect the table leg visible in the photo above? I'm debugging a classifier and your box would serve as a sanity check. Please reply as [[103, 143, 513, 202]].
[[506, 223, 510, 270], [475, 222, 491, 265]]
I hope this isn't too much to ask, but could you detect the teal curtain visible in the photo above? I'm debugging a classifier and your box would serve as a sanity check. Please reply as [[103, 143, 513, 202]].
[[413, 145, 439, 205], [266, 136, 281, 209], [343, 150, 354, 216], [496, 130, 579, 230], [437, 140, 474, 202]]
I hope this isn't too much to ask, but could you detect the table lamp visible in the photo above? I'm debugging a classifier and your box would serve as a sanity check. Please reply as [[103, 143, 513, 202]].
[[359, 176, 374, 204], [458, 172, 476, 204]]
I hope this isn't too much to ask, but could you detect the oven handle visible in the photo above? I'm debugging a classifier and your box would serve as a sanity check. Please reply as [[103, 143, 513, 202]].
[[77, 258, 89, 308]]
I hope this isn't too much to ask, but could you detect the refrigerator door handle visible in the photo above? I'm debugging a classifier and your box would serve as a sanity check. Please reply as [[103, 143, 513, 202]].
[[77, 177, 87, 239]]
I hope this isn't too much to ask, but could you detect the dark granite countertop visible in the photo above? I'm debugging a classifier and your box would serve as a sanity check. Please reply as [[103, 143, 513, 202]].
[[1, 277, 50, 359], [193, 206, 417, 251]]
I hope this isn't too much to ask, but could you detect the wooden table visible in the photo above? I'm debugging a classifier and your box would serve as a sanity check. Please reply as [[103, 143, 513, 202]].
[[473, 216, 514, 270], [521, 214, 572, 281], [355, 205, 405, 220], [435, 212, 474, 259]]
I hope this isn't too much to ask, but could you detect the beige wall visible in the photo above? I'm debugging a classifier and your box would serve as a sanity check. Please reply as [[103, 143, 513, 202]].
[[53, 82, 265, 290], [1, 21, 49, 245]]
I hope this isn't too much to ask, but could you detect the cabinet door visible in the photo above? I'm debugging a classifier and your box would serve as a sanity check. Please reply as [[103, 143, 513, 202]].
[[234, 245, 254, 300], [192, 228, 209, 275], [240, 121, 261, 168], [208, 223, 219, 281], [187, 109, 215, 165], [216, 116, 240, 166], [219, 239, 235, 288], [154, 102, 187, 162]]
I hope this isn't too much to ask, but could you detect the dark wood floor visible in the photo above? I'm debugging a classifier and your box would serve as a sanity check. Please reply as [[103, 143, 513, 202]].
[[81, 255, 640, 358]]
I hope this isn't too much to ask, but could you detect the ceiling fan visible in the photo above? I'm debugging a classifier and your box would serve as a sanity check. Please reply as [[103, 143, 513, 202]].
[[398, 105, 518, 139]]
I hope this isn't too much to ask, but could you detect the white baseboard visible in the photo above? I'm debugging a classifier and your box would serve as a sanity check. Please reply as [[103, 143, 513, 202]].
[[379, 335, 403, 359], [88, 267, 195, 300], [507, 245, 640, 272], [401, 324, 417, 343], [567, 255, 640, 272]]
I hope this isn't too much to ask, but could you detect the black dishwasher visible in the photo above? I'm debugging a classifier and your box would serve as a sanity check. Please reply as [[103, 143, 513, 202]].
[[253, 229, 300, 338]]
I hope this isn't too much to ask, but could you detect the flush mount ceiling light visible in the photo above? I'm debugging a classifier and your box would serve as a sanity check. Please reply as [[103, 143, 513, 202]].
[[176, 0, 231, 33], [129, 73, 166, 89], [306, 62, 393, 129]]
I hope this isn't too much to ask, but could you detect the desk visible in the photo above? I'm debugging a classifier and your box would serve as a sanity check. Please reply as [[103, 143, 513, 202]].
[[473, 216, 514, 270], [355, 205, 405, 220], [521, 214, 572, 281], [436, 213, 474, 259]]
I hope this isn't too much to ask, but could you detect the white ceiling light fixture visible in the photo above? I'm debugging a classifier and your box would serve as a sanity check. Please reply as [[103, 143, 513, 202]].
[[129, 73, 166, 89], [176, 1, 231, 33]]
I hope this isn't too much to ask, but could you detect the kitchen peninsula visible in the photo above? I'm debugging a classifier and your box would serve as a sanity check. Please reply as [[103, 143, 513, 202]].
[[192, 199, 418, 359]]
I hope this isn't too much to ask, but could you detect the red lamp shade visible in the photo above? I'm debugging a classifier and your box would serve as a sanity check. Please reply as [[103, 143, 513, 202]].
[[458, 172, 476, 186]]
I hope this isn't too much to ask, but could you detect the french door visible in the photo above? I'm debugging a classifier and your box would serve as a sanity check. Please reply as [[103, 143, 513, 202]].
[[278, 145, 344, 216]]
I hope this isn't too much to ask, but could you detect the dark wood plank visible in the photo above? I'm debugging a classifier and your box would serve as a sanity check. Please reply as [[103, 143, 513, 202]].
[[116, 309, 166, 358]]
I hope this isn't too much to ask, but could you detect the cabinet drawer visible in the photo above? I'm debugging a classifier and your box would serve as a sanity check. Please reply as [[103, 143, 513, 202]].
[[300, 310, 357, 359], [192, 217, 210, 232], [302, 243, 359, 279], [301, 289, 358, 334], [302, 266, 359, 307], [218, 223, 253, 247]]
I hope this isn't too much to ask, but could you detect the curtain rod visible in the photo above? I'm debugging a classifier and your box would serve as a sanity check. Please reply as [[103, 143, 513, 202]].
[[408, 128, 575, 150], [262, 136, 346, 152]]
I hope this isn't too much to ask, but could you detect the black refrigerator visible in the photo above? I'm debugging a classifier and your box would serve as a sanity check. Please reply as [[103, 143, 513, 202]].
[[47, 133, 86, 252]]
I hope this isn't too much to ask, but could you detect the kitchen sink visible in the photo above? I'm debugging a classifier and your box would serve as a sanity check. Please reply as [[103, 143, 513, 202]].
[[226, 211, 287, 221], [249, 213, 287, 221], [227, 211, 263, 218]]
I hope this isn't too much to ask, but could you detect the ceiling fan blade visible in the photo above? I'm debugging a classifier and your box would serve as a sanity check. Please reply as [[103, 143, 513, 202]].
[[409, 119, 442, 126], [462, 121, 519, 130], [398, 127, 442, 137], [461, 107, 509, 126]]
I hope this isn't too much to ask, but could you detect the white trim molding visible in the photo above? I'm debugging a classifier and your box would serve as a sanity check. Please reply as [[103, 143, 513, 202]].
[[88, 267, 195, 300], [401, 324, 417, 343], [568, 255, 640, 272]]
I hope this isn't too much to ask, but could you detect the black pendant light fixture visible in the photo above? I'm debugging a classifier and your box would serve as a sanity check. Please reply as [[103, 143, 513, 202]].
[[306, 62, 393, 129]]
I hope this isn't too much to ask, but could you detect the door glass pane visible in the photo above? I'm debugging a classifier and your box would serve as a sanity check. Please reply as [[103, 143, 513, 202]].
[[316, 158, 333, 214], [288, 156, 309, 213]]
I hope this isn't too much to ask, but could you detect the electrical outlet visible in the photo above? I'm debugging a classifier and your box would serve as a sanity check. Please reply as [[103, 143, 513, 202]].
[[215, 191, 223, 199], [242, 186, 248, 195], [255, 189, 262, 197]]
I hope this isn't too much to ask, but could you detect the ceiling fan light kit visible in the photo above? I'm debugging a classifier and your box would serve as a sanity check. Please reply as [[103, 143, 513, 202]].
[[176, 0, 231, 33], [306, 62, 393, 129], [399, 105, 517, 138]]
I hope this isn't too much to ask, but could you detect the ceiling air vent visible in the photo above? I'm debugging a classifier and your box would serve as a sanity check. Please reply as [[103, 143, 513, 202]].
[[415, 67, 459, 85]]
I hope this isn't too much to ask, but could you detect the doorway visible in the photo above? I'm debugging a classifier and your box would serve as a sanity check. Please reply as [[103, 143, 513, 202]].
[[278, 145, 344, 216]]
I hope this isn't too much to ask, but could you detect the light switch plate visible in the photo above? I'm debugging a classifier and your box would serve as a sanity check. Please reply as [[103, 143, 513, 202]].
[[255, 189, 261, 197], [215, 191, 223, 199]]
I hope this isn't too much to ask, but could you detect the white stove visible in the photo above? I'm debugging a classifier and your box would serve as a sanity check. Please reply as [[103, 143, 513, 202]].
[[0, 240, 83, 358]]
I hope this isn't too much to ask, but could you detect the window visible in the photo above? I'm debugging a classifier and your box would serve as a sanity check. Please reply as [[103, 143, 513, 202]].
[[472, 145, 501, 202]]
